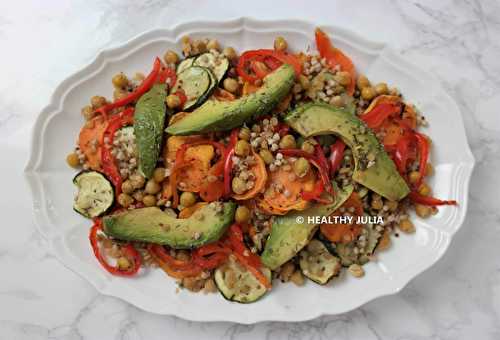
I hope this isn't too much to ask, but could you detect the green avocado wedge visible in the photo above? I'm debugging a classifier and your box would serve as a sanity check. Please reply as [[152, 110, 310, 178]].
[[285, 102, 410, 201], [134, 83, 167, 179], [261, 184, 353, 270], [102, 202, 236, 249], [165, 64, 295, 135]]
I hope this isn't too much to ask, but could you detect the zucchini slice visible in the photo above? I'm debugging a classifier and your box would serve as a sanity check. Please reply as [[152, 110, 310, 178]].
[[73, 171, 114, 218], [214, 256, 271, 303], [299, 240, 341, 285], [193, 52, 230, 83], [172, 66, 215, 110], [176, 57, 195, 75]]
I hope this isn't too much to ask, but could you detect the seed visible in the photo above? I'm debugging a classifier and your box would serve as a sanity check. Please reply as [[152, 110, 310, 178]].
[[398, 219, 415, 233], [415, 204, 431, 218], [348, 264, 365, 278]]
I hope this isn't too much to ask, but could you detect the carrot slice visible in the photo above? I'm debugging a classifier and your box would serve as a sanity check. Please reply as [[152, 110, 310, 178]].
[[178, 202, 208, 219], [320, 192, 364, 243], [242, 82, 260, 95], [78, 116, 108, 170], [232, 152, 268, 201], [363, 95, 401, 114], [256, 160, 316, 215]]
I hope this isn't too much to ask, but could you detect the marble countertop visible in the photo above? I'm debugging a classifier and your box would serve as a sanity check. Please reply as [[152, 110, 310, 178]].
[[1, 0, 499, 339]]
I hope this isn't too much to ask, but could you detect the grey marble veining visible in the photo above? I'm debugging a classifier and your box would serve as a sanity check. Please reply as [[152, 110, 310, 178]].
[[1, 0, 499, 339]]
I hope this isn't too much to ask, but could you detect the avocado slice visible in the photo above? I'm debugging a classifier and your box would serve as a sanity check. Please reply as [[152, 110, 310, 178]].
[[285, 103, 410, 201], [261, 184, 353, 270], [134, 83, 167, 179], [165, 64, 295, 135], [102, 202, 236, 249]]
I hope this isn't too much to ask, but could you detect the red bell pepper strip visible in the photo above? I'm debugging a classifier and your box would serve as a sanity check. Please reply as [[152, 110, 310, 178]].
[[89, 219, 141, 277], [409, 192, 457, 206], [147, 244, 203, 279], [329, 140, 346, 176], [100, 108, 135, 197], [315, 28, 356, 95], [301, 180, 333, 204], [223, 129, 239, 197], [413, 132, 429, 189], [157, 67, 176, 86], [314, 142, 330, 174], [237, 49, 302, 83], [392, 134, 414, 176], [360, 103, 402, 129], [278, 148, 334, 195], [192, 242, 231, 270], [95, 57, 162, 116]]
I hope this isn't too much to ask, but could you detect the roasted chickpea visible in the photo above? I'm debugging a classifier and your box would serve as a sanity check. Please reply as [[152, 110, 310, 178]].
[[356, 75, 370, 89], [129, 174, 145, 189], [300, 140, 315, 154], [81, 105, 95, 121], [398, 219, 415, 233], [279, 134, 297, 149], [145, 179, 161, 194], [206, 39, 220, 51], [335, 71, 351, 87], [330, 95, 344, 107], [298, 74, 310, 90], [90, 95, 106, 109], [118, 193, 134, 207], [112, 73, 129, 89], [142, 194, 157, 207], [234, 140, 250, 157], [235, 205, 251, 224], [361, 87, 376, 101], [408, 171, 420, 184], [238, 127, 251, 141], [418, 183, 431, 196], [293, 157, 310, 178], [415, 204, 431, 218], [274, 36, 288, 52], [223, 47, 237, 60], [153, 167, 166, 183], [180, 192, 197, 207], [163, 50, 179, 64], [113, 89, 127, 101], [121, 180, 134, 194], [371, 198, 383, 210], [117, 256, 131, 270], [232, 177, 247, 195], [66, 152, 80, 168], [192, 40, 207, 53], [166, 94, 181, 109], [387, 200, 398, 212], [259, 149, 274, 165], [374, 82, 389, 95], [223, 78, 239, 93]]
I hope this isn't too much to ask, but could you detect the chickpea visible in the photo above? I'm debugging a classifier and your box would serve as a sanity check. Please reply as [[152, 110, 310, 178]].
[[223, 78, 239, 93], [112, 73, 129, 89], [374, 82, 389, 95], [259, 149, 274, 165], [330, 95, 344, 107], [121, 180, 134, 194], [90, 95, 106, 109], [415, 204, 431, 218], [298, 74, 310, 90], [180, 191, 197, 207], [145, 179, 161, 194], [348, 264, 365, 278], [153, 167, 166, 183], [192, 40, 207, 53], [81, 105, 95, 121], [335, 71, 351, 87], [113, 89, 127, 101], [425, 163, 434, 176], [129, 174, 145, 189], [232, 177, 247, 195], [163, 50, 179, 65], [66, 152, 80, 168], [274, 36, 288, 52], [361, 87, 376, 101], [356, 75, 370, 89], [206, 39, 220, 51], [290, 270, 305, 286], [166, 94, 181, 109], [301, 140, 315, 154], [117, 256, 131, 270], [235, 205, 251, 224], [398, 219, 415, 233], [118, 193, 134, 207], [223, 46, 237, 60], [371, 198, 383, 210], [418, 183, 431, 196], [234, 140, 250, 157], [133, 190, 144, 202], [408, 171, 420, 184], [143, 194, 157, 207], [279, 134, 297, 149], [293, 157, 310, 178], [238, 127, 251, 141], [386, 200, 398, 212]]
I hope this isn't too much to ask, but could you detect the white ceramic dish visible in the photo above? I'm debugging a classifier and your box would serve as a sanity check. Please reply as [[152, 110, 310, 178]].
[[25, 18, 475, 323]]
